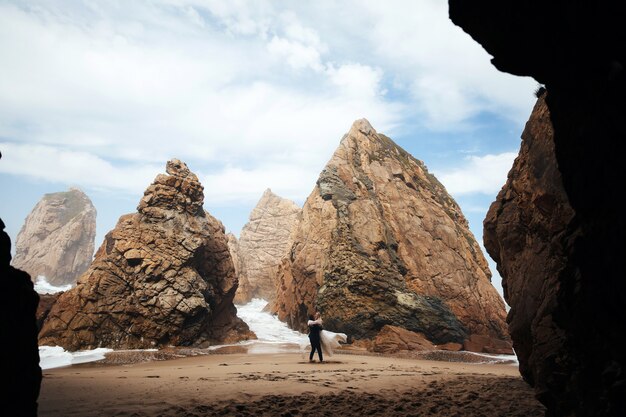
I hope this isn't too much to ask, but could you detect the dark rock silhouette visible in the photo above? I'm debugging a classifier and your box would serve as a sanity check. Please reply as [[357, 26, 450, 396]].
[[0, 217, 42, 417], [451, 1, 626, 415]]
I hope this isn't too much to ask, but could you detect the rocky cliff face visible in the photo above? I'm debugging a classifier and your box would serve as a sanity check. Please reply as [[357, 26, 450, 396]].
[[39, 160, 253, 351], [484, 93, 574, 396], [234, 189, 300, 304], [227, 233, 251, 304], [451, 1, 626, 415], [272, 119, 509, 348], [12, 188, 96, 287]]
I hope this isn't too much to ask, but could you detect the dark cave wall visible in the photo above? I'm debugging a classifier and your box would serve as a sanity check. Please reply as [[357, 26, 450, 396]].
[[450, 1, 626, 415]]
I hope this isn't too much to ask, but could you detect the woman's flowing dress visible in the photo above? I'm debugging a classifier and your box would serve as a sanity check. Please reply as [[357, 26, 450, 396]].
[[319, 329, 347, 357]]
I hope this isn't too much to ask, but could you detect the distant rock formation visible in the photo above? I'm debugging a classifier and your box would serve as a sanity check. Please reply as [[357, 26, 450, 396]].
[[39, 160, 253, 351], [272, 119, 509, 350], [227, 233, 251, 304], [234, 189, 300, 304], [0, 217, 41, 416], [12, 188, 96, 287]]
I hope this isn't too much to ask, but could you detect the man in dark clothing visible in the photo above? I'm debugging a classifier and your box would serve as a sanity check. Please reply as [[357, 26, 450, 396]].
[[307, 313, 323, 362]]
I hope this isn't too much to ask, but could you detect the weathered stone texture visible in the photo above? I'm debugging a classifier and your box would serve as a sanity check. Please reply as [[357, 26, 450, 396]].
[[234, 189, 300, 304], [38, 159, 253, 350], [272, 119, 509, 348]]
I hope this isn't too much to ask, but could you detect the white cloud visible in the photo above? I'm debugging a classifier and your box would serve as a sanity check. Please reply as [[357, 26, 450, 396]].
[[199, 163, 318, 206], [0, 0, 531, 209], [267, 35, 324, 71], [325, 0, 537, 129], [436, 152, 518, 195], [0, 142, 161, 194], [327, 63, 384, 98]]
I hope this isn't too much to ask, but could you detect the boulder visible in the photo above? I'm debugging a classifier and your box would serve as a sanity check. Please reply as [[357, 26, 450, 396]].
[[38, 159, 253, 350], [371, 325, 435, 354]]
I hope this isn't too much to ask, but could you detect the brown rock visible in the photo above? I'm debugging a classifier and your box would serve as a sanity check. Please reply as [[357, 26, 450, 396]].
[[484, 93, 575, 396], [272, 119, 509, 347], [371, 325, 435, 354], [234, 189, 300, 304], [463, 334, 513, 355], [12, 188, 96, 287], [38, 159, 253, 351], [227, 233, 252, 304], [436, 342, 463, 352], [36, 293, 61, 331]]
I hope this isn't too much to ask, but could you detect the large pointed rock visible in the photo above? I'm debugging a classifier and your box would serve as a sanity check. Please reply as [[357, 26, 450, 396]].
[[234, 189, 300, 304], [272, 119, 509, 347], [12, 188, 96, 287], [39, 159, 253, 350]]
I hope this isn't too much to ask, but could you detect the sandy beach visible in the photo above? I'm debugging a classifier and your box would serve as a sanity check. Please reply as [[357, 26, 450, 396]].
[[39, 350, 545, 417]]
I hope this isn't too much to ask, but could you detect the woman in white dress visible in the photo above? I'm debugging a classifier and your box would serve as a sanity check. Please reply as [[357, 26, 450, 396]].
[[302, 313, 347, 359]]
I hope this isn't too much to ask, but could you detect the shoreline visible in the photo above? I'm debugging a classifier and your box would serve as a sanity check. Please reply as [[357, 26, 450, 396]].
[[40, 341, 518, 370], [39, 351, 541, 417]]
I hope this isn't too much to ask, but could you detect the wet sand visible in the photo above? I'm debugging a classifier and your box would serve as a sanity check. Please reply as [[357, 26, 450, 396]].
[[39, 350, 545, 416]]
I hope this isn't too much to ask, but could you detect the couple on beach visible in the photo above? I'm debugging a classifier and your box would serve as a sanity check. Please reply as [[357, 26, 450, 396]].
[[306, 312, 347, 362]]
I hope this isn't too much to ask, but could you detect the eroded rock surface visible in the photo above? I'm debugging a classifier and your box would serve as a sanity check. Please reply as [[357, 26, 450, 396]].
[[234, 189, 300, 304], [485, 93, 574, 389], [371, 325, 435, 354], [12, 188, 96, 287], [227, 233, 251, 304], [272, 119, 509, 348], [39, 159, 253, 351]]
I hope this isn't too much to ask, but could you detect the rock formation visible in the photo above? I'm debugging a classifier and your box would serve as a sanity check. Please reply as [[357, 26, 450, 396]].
[[39, 159, 253, 351], [227, 233, 252, 304], [12, 188, 96, 287], [36, 293, 62, 332], [272, 119, 509, 349], [451, 1, 626, 414], [0, 217, 41, 416], [485, 92, 574, 393], [371, 325, 435, 354], [234, 189, 300, 304]]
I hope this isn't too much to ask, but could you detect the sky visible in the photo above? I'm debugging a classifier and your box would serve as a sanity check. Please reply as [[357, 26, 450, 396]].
[[0, 0, 537, 299]]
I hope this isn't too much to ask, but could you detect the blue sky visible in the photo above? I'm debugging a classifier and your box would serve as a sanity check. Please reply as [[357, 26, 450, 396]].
[[0, 1, 537, 298]]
